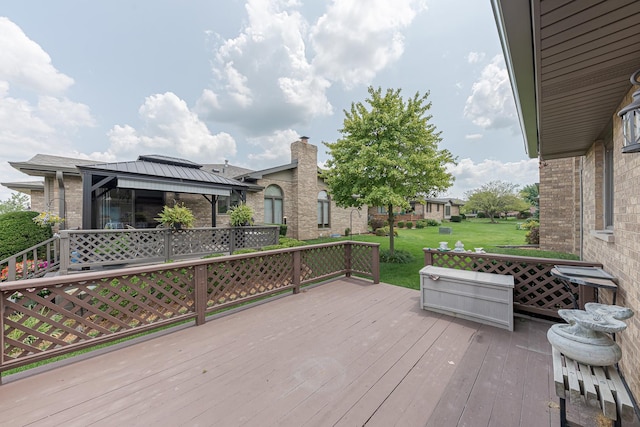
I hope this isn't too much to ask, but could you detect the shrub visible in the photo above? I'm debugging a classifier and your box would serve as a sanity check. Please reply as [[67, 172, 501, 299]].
[[279, 224, 288, 236], [379, 249, 415, 264], [415, 220, 426, 229], [278, 237, 306, 247], [369, 218, 385, 231], [229, 203, 254, 226], [232, 248, 259, 255], [0, 211, 53, 260], [397, 221, 405, 228], [477, 212, 486, 218], [405, 221, 413, 229], [525, 226, 540, 244], [425, 219, 440, 226], [521, 219, 539, 230], [460, 213, 466, 220], [450, 215, 462, 223], [344, 227, 351, 236], [374, 226, 398, 237]]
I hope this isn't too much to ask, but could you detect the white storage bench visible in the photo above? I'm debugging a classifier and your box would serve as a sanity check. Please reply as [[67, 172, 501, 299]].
[[420, 265, 514, 331]]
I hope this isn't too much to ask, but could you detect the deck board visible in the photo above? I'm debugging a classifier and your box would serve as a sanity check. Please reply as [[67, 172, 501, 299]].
[[1, 278, 638, 427]]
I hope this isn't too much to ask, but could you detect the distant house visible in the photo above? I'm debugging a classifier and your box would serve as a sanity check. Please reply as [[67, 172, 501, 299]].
[[2, 138, 369, 240], [492, 0, 640, 405], [369, 198, 464, 223]]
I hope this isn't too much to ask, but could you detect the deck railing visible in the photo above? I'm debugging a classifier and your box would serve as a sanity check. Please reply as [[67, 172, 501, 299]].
[[0, 241, 380, 378], [0, 237, 60, 282], [58, 226, 279, 274], [423, 249, 603, 319]]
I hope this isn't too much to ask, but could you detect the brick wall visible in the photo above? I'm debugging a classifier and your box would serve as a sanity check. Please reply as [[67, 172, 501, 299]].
[[581, 87, 640, 404], [539, 157, 580, 254]]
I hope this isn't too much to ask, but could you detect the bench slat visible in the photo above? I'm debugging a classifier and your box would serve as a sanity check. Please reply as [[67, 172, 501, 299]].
[[577, 362, 598, 407], [608, 367, 635, 421], [552, 347, 566, 398], [566, 358, 582, 402], [593, 367, 617, 420]]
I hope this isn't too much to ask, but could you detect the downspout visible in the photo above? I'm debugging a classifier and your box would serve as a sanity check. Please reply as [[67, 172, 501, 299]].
[[56, 170, 66, 230], [579, 157, 583, 260]]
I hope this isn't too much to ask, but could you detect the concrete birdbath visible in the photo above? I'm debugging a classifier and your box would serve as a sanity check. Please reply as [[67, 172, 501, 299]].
[[547, 303, 634, 366]]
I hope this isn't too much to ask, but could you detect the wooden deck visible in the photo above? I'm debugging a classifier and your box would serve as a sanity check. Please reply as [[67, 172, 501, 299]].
[[1, 278, 638, 426]]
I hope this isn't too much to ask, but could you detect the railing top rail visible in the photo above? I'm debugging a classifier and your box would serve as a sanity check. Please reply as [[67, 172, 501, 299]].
[[422, 248, 602, 267], [0, 235, 59, 265], [59, 225, 280, 235], [0, 240, 379, 292]]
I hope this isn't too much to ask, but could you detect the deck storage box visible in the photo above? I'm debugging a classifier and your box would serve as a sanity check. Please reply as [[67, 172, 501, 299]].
[[420, 265, 514, 331]]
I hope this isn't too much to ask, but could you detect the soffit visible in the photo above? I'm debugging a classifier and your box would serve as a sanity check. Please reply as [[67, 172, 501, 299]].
[[494, 0, 640, 160]]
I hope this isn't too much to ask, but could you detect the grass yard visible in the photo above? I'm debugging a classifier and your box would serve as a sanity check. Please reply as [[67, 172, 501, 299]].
[[309, 218, 579, 289]]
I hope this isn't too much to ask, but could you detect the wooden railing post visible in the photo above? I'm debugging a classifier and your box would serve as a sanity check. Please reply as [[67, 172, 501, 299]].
[[292, 250, 301, 294], [194, 265, 207, 326], [0, 292, 4, 383], [345, 243, 352, 278], [164, 229, 171, 262], [59, 231, 70, 275], [372, 244, 380, 284], [423, 248, 433, 266], [231, 227, 236, 252]]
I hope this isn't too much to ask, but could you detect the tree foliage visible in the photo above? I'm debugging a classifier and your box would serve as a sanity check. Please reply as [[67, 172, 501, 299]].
[[323, 86, 456, 253], [520, 183, 539, 218], [463, 181, 525, 223], [0, 192, 29, 215]]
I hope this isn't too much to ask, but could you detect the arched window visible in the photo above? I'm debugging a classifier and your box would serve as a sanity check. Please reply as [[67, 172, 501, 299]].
[[264, 185, 283, 224], [317, 191, 330, 228]]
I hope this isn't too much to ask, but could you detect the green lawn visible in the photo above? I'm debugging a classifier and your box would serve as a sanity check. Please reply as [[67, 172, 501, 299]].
[[309, 218, 579, 289]]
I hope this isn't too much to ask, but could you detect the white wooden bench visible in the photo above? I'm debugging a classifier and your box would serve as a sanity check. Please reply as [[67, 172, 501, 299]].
[[552, 347, 634, 426]]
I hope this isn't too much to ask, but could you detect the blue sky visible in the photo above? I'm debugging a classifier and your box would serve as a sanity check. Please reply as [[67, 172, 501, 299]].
[[0, 0, 538, 201]]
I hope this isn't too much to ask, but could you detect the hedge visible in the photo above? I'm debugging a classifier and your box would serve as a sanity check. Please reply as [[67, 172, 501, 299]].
[[0, 211, 53, 260]]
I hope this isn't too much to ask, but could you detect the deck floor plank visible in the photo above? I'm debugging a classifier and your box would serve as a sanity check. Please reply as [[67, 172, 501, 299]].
[[1, 278, 638, 427]]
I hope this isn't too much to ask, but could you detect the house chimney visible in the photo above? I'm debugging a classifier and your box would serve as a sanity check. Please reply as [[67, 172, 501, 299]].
[[300, 136, 309, 144]]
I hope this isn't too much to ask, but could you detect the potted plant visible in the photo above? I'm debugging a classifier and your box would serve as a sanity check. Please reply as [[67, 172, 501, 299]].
[[228, 203, 254, 226], [155, 202, 195, 229]]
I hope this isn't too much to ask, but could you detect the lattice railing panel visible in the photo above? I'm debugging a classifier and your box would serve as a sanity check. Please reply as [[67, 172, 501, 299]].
[[350, 244, 373, 275], [301, 245, 345, 282], [426, 250, 599, 318], [205, 253, 293, 307], [232, 227, 278, 250], [3, 267, 195, 362], [69, 230, 165, 265], [171, 228, 230, 257]]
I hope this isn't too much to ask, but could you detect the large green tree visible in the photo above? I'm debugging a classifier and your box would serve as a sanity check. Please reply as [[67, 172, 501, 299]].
[[0, 192, 29, 215], [323, 86, 456, 254], [463, 181, 526, 223]]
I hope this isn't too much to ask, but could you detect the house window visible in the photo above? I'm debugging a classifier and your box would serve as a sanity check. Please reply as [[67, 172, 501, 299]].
[[318, 191, 330, 228], [264, 185, 284, 224], [445, 205, 451, 217], [604, 140, 614, 229], [427, 203, 432, 213], [217, 192, 241, 214], [376, 206, 386, 214]]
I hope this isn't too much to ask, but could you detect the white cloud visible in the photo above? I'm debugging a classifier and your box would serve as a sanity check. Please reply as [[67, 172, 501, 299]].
[[107, 92, 236, 161], [443, 157, 539, 199], [0, 17, 74, 94], [464, 55, 518, 131], [467, 51, 485, 64], [310, 0, 426, 88], [197, 0, 425, 138], [245, 128, 300, 167], [465, 134, 483, 140]]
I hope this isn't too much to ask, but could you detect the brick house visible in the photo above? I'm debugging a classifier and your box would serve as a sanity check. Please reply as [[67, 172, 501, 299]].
[[369, 198, 464, 223], [493, 0, 640, 404], [3, 138, 368, 240]]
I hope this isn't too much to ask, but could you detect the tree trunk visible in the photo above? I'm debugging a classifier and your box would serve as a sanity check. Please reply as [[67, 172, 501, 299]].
[[387, 204, 395, 255]]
